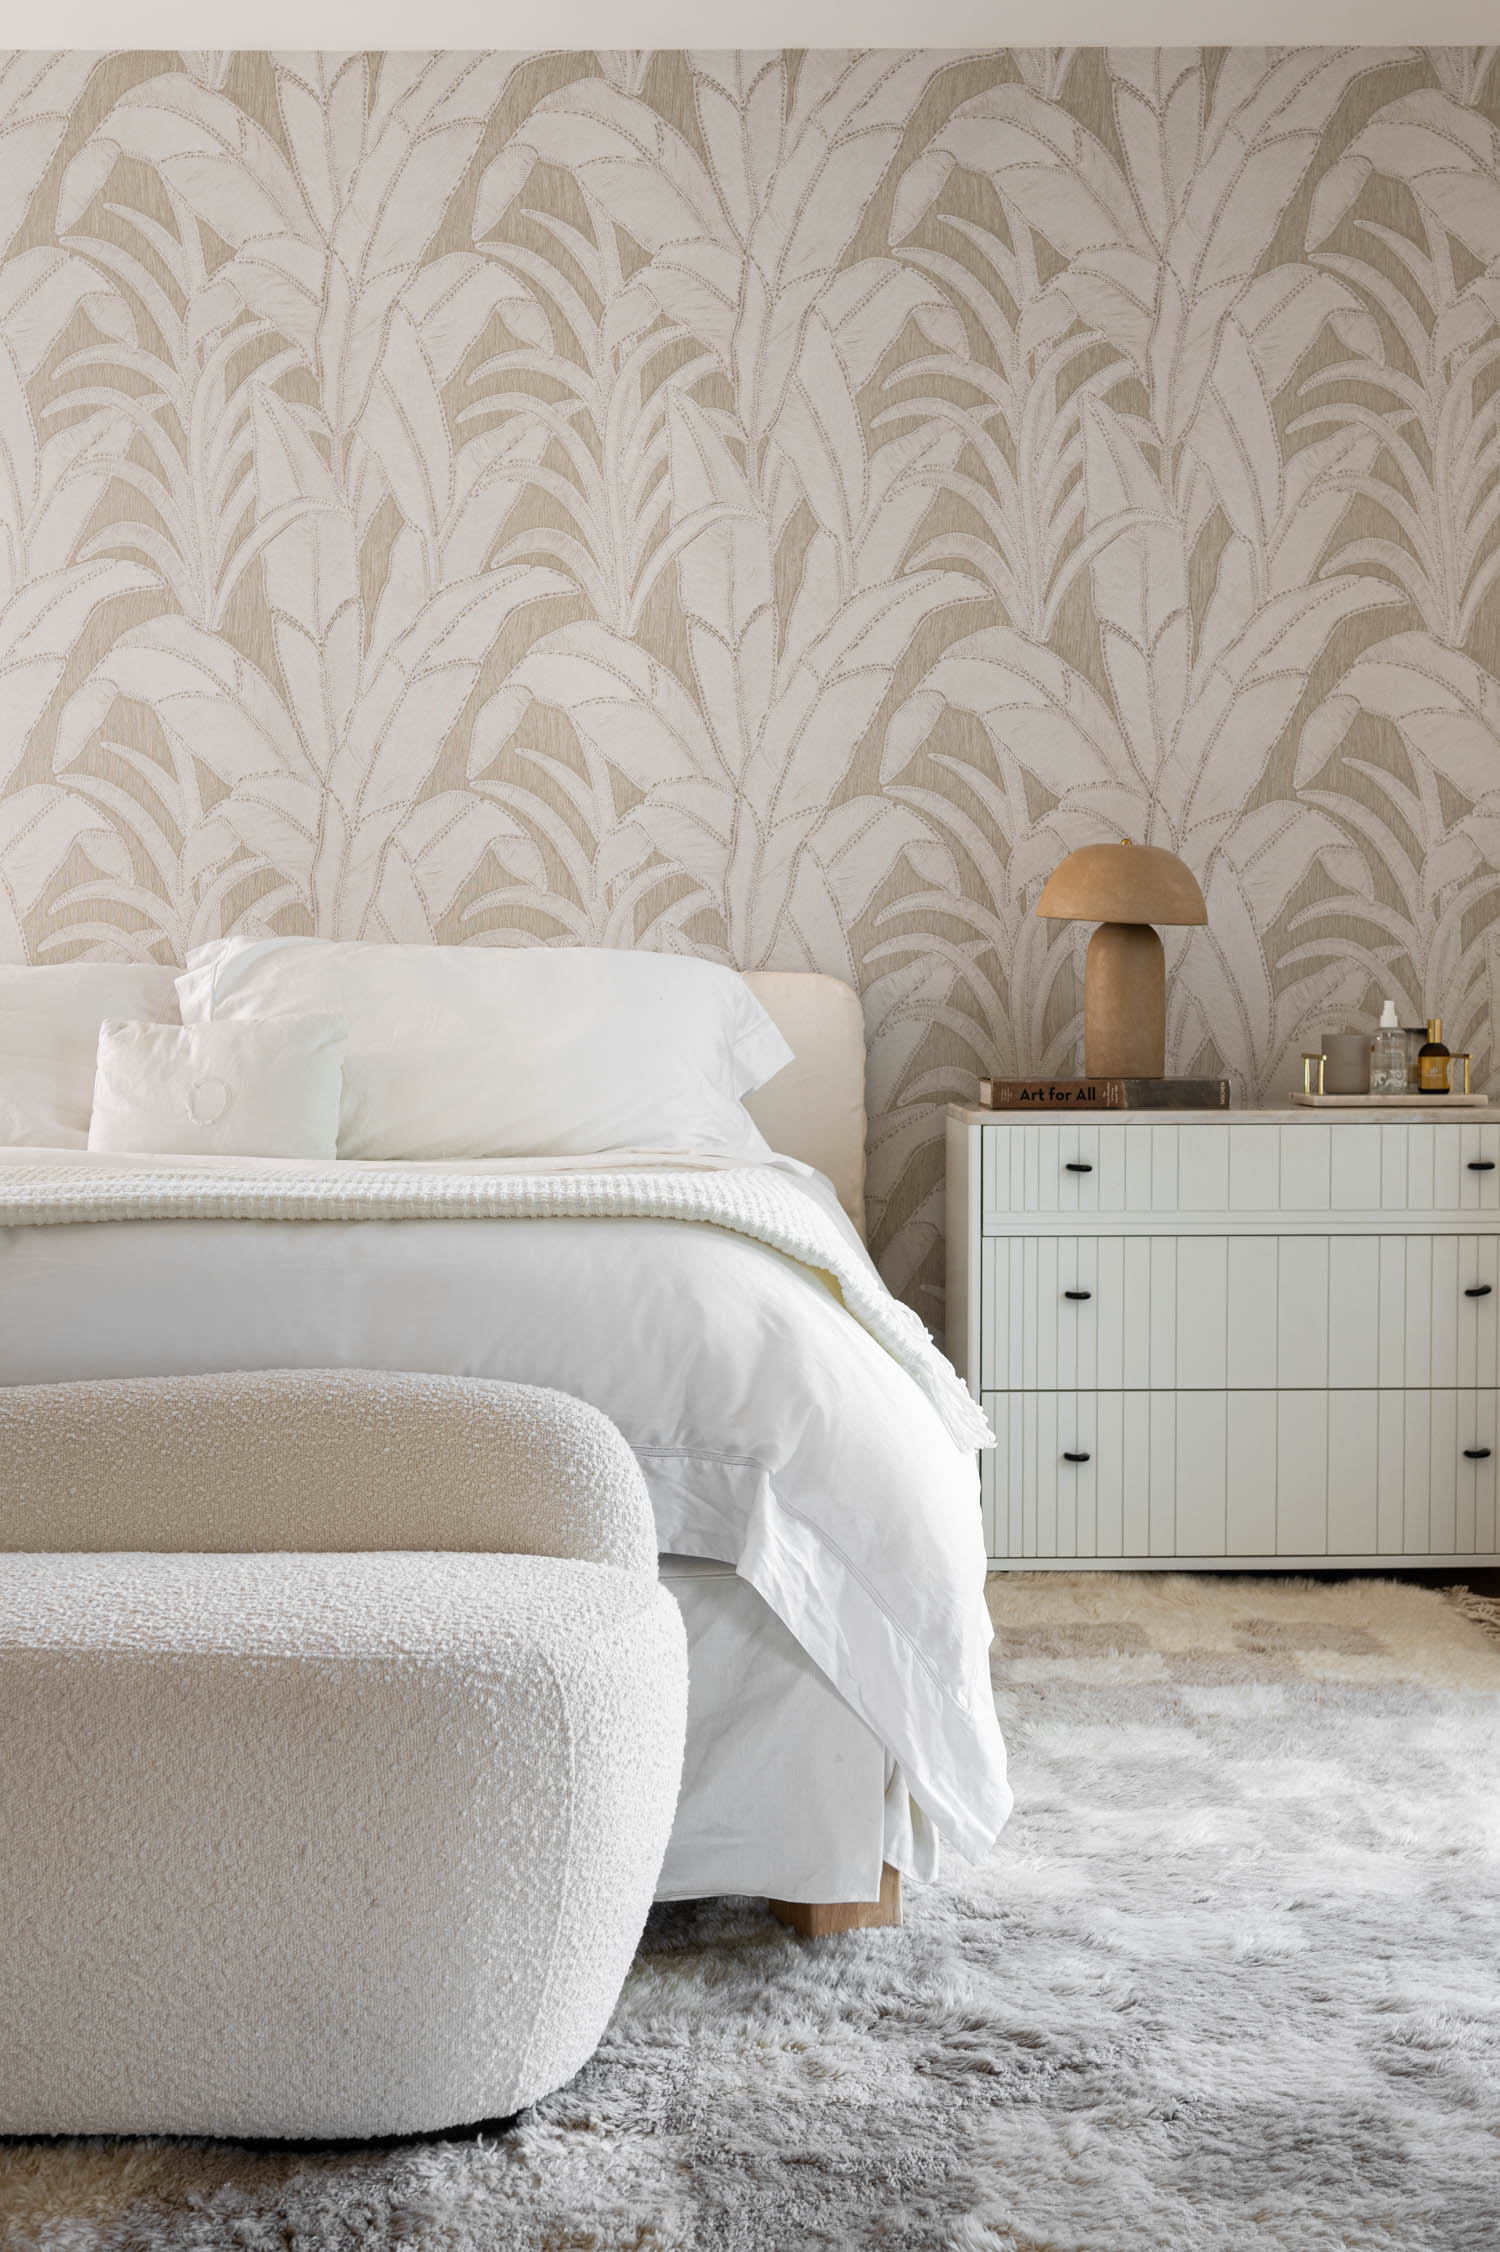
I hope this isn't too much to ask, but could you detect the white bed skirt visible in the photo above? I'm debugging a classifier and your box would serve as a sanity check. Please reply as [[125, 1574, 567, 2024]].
[[658, 1559, 936, 1902]]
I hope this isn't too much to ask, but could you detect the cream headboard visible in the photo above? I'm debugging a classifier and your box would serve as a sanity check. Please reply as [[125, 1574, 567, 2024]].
[[741, 971, 867, 1239]]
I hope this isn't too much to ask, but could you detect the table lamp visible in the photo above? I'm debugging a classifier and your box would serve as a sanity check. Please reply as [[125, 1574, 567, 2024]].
[[1037, 843, 1207, 1078]]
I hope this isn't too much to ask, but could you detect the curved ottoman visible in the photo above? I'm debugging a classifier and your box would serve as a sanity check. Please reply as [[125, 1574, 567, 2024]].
[[0, 1372, 688, 2142]]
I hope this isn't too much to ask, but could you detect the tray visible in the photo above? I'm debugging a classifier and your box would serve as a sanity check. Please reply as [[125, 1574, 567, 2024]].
[[1290, 1091, 1489, 1107]]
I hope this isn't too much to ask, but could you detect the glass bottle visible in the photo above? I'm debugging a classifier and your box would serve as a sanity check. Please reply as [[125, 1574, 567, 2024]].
[[1417, 1017, 1451, 1095], [1370, 1000, 1407, 1095]]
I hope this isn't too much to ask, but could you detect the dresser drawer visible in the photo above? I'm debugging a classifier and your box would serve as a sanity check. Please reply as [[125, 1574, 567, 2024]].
[[980, 1235, 1500, 1390], [982, 1389, 1499, 1562], [980, 1120, 1500, 1225]]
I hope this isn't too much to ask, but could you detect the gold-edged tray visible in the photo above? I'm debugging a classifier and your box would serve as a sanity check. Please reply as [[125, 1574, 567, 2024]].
[[1290, 1091, 1490, 1107]]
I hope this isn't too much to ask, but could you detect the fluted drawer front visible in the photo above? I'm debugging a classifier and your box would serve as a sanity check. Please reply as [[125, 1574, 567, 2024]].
[[981, 1121, 1500, 1225], [981, 1390, 1500, 1562], [980, 1235, 1500, 1391]]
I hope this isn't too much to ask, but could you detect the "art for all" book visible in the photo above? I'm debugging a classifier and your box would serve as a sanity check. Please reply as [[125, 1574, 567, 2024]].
[[978, 1077, 1231, 1110]]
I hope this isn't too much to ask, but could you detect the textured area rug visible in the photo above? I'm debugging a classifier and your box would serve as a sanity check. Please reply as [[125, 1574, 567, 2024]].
[[4, 1576, 1499, 2252]]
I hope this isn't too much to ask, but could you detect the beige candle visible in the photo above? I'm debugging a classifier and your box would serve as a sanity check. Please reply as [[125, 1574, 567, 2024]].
[[1321, 1032, 1370, 1096]]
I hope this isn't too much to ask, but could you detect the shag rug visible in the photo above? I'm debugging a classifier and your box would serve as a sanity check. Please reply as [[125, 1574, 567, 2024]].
[[4, 1576, 1499, 2252]]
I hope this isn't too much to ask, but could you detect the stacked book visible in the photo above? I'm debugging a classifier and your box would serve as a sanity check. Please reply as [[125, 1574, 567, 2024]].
[[978, 1077, 1230, 1110]]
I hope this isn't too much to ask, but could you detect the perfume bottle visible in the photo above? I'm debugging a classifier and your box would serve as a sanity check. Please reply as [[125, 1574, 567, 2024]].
[[1370, 1000, 1407, 1095], [1417, 1017, 1451, 1095]]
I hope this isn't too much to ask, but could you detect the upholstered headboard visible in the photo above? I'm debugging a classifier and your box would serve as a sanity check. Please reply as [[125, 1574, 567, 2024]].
[[741, 972, 867, 1239]]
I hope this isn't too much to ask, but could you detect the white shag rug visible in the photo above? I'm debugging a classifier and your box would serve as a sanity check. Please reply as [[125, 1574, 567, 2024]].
[[4, 1575, 1499, 2252]]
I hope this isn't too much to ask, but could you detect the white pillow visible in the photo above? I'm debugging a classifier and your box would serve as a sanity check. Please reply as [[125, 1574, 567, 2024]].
[[0, 963, 180, 1146], [87, 1016, 347, 1159], [0, 1014, 99, 1147], [177, 940, 792, 1162]]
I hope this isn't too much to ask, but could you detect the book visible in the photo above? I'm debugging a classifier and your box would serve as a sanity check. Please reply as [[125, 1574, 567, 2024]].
[[978, 1076, 1231, 1111]]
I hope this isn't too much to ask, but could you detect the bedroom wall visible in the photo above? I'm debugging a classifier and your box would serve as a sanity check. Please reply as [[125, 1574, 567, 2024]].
[[2, 49, 1499, 1314]]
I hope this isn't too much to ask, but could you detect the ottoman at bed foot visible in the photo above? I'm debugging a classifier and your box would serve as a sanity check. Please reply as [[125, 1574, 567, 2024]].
[[0, 1546, 687, 2141]]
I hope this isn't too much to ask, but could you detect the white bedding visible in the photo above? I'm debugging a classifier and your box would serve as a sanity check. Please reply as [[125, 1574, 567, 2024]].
[[0, 1150, 1010, 1859]]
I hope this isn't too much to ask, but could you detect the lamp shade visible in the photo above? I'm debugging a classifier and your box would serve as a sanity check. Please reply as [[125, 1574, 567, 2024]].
[[1036, 843, 1206, 927]]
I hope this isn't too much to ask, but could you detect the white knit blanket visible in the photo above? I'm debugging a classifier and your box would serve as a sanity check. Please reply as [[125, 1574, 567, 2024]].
[[0, 1159, 993, 1452]]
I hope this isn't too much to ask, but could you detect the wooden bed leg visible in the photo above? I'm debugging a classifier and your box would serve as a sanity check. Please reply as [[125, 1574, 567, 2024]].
[[768, 1863, 901, 1938]]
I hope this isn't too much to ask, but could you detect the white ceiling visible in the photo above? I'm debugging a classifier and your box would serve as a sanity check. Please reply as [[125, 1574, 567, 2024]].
[[15, 1, 1500, 46]]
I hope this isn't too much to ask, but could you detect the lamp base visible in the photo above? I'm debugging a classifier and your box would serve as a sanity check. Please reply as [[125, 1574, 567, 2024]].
[[1084, 922, 1165, 1078]]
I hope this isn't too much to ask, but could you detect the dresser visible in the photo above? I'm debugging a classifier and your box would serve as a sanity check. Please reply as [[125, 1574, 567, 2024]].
[[945, 1107, 1500, 1570]]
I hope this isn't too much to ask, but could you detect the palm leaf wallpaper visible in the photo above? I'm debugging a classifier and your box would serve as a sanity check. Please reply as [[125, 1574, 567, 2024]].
[[3, 47, 1500, 1311]]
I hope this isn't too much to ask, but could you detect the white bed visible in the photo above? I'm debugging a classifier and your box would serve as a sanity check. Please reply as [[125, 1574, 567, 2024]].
[[0, 971, 1009, 1904]]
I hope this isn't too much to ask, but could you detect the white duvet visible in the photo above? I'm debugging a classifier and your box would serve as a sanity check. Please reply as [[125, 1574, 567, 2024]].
[[0, 1149, 1010, 1858]]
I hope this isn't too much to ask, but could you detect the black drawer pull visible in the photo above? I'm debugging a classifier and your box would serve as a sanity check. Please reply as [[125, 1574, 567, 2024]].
[[1466, 1284, 1493, 1298], [1464, 1447, 1492, 1461], [1062, 1450, 1091, 1464], [1064, 1161, 1093, 1173], [1064, 1289, 1092, 1302], [1469, 1160, 1495, 1172]]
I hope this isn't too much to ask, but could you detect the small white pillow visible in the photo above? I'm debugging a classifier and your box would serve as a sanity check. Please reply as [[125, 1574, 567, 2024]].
[[0, 962, 181, 1146], [177, 940, 792, 1163], [87, 1017, 347, 1159], [0, 1013, 100, 1148]]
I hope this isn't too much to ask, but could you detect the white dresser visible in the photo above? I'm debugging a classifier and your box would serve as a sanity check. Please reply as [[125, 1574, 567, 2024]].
[[945, 1106, 1500, 1570]]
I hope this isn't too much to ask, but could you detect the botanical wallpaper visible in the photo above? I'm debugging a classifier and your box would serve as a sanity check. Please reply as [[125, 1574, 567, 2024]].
[[2, 49, 1500, 1312]]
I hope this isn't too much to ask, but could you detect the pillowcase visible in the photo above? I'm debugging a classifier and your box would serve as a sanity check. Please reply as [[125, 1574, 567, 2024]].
[[0, 1014, 101, 1148], [0, 962, 180, 1146], [176, 939, 793, 1162], [87, 1016, 347, 1159]]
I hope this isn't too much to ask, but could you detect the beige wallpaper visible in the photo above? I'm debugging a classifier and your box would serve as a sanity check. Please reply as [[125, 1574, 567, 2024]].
[[2, 48, 1499, 1313]]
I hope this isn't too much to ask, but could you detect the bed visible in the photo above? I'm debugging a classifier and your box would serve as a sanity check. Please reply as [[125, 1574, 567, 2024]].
[[0, 969, 1009, 1908]]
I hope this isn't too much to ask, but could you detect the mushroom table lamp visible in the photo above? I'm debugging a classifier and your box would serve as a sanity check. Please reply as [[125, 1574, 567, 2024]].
[[1037, 843, 1207, 1079]]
